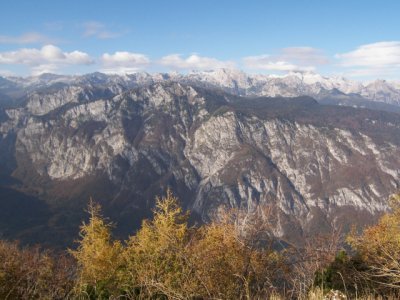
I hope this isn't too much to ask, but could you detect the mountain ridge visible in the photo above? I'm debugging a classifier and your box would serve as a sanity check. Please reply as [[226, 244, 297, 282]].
[[2, 69, 400, 108], [1, 80, 399, 246]]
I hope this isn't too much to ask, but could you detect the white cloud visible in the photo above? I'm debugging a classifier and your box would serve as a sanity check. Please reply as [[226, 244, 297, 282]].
[[83, 21, 123, 39], [31, 64, 59, 75], [0, 45, 94, 75], [100, 51, 150, 74], [159, 54, 236, 70], [243, 47, 326, 72], [335, 41, 400, 78], [280, 47, 329, 65], [66, 50, 95, 64], [243, 54, 315, 72], [336, 42, 400, 67], [0, 32, 53, 44]]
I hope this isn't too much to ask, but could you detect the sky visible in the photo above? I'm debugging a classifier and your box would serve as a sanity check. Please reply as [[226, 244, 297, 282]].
[[1, 0, 400, 79]]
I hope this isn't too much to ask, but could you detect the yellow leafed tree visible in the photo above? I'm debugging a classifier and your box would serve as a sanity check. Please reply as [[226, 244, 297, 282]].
[[347, 193, 400, 293], [123, 189, 199, 299], [70, 199, 124, 298], [190, 207, 287, 299]]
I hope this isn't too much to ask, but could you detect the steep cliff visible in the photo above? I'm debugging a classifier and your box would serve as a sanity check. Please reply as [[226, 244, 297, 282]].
[[1, 81, 399, 245]]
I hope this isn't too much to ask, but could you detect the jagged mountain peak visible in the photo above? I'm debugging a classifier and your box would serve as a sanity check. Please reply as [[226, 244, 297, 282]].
[[366, 79, 393, 89], [186, 68, 253, 89], [2, 69, 400, 108]]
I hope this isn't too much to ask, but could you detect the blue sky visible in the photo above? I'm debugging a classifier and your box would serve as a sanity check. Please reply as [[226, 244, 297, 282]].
[[1, 0, 400, 79]]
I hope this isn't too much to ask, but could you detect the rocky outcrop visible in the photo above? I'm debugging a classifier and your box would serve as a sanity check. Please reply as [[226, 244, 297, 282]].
[[1, 81, 400, 243]]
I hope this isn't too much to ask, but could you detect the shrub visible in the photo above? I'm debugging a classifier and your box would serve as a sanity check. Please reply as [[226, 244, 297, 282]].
[[0, 240, 74, 299]]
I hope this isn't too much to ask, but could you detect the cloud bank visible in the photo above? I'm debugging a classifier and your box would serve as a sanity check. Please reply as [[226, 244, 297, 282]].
[[101, 51, 150, 73], [0, 45, 94, 75], [243, 47, 327, 72], [159, 54, 236, 70], [1, 41, 399, 78], [335, 41, 400, 77]]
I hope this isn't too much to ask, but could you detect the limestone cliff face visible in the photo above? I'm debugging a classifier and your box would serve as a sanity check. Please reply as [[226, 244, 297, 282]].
[[1, 81, 400, 241]]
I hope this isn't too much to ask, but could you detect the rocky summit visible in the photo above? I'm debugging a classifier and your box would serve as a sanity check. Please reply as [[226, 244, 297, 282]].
[[0, 73, 400, 246]]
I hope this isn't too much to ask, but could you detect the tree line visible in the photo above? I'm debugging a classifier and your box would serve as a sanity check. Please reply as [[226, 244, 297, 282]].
[[1, 190, 400, 299]]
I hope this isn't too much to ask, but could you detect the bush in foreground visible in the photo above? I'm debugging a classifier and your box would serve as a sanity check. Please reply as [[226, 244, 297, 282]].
[[1, 191, 400, 299]]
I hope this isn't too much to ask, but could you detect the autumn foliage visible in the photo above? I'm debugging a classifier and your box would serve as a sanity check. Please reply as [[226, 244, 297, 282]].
[[345, 194, 400, 296], [1, 191, 400, 299], [0, 240, 74, 299], [70, 199, 124, 298]]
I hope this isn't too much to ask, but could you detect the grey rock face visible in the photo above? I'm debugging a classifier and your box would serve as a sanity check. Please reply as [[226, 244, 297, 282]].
[[1, 81, 400, 243], [3, 69, 400, 108]]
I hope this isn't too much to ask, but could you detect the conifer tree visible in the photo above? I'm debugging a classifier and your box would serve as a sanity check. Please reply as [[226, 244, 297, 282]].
[[123, 189, 198, 299], [190, 207, 285, 299], [70, 199, 124, 299]]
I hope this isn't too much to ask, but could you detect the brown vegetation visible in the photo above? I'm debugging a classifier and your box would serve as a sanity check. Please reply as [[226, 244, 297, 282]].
[[1, 191, 400, 299], [0, 240, 74, 299]]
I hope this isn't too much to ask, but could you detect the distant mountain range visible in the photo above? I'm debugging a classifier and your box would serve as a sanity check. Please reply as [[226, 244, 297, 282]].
[[0, 70, 399, 247], [2, 69, 400, 110]]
